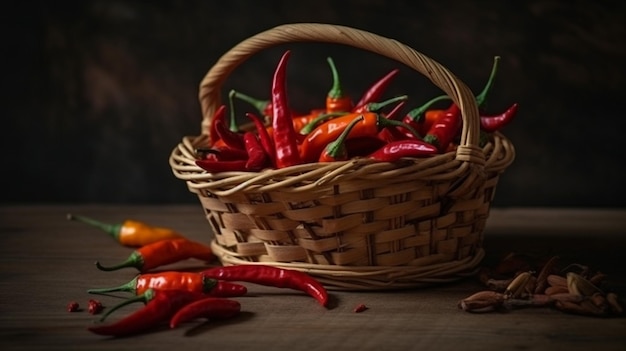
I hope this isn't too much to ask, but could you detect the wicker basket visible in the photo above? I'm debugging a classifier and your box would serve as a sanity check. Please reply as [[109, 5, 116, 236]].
[[169, 23, 515, 290]]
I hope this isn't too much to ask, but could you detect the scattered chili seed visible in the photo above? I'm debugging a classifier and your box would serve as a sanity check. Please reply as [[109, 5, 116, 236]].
[[67, 301, 80, 312], [88, 299, 104, 315], [353, 303, 368, 313]]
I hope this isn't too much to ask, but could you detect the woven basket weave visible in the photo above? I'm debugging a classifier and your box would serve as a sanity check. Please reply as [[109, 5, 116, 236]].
[[169, 23, 515, 290]]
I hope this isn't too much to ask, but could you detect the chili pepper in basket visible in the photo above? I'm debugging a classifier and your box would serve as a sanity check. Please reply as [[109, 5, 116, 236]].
[[214, 118, 245, 150], [94, 238, 214, 272], [271, 50, 302, 168], [368, 139, 439, 162], [195, 146, 249, 162], [87, 288, 207, 337], [353, 68, 400, 112], [246, 112, 276, 167], [87, 271, 248, 297], [325, 57, 353, 113], [230, 90, 273, 118], [66, 213, 184, 248], [480, 102, 519, 133], [201, 265, 329, 307], [376, 100, 412, 142], [208, 105, 228, 146], [401, 95, 451, 136], [243, 131, 269, 171], [423, 109, 462, 152], [299, 111, 421, 163], [196, 159, 248, 173], [319, 115, 364, 162], [169, 297, 241, 329]]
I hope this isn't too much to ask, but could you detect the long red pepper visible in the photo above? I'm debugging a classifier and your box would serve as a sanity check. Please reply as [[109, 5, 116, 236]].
[[243, 131, 269, 171], [201, 265, 329, 307], [480, 102, 519, 133], [208, 105, 228, 146], [325, 57, 353, 113], [214, 119, 245, 150], [87, 271, 248, 297], [368, 139, 439, 162], [169, 297, 241, 329], [271, 50, 302, 168], [246, 112, 276, 167], [95, 238, 214, 272], [353, 68, 400, 112], [318, 115, 364, 162], [195, 146, 249, 162], [196, 159, 248, 173], [87, 288, 206, 337]]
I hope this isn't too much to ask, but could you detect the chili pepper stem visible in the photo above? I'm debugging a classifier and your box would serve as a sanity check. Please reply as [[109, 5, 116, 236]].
[[230, 90, 269, 116], [405, 95, 450, 122], [66, 213, 122, 241], [95, 252, 143, 272], [379, 117, 422, 139], [475, 56, 500, 107], [88, 276, 140, 295], [227, 90, 239, 132], [98, 289, 155, 322], [320, 115, 364, 162], [356, 94, 409, 114]]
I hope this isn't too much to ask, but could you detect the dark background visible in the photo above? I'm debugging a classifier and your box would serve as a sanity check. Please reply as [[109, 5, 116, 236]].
[[5, 0, 625, 207]]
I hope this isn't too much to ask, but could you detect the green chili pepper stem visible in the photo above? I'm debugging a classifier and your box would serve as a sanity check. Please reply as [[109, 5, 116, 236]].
[[66, 213, 122, 241], [202, 276, 218, 292], [475, 56, 500, 108], [325, 115, 364, 158], [299, 112, 347, 135], [87, 276, 139, 295], [95, 252, 144, 272], [326, 57, 343, 99], [405, 95, 451, 121], [363, 95, 409, 113], [227, 90, 239, 132], [99, 288, 155, 322], [230, 90, 269, 117], [378, 116, 422, 139]]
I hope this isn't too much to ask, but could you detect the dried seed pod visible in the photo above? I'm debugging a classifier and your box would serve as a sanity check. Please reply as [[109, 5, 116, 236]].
[[458, 290, 505, 313], [588, 272, 608, 286], [505, 271, 534, 298], [549, 293, 585, 304], [534, 256, 559, 294], [504, 294, 553, 309], [545, 285, 569, 296], [567, 272, 603, 296], [606, 292, 623, 315], [547, 274, 567, 288]]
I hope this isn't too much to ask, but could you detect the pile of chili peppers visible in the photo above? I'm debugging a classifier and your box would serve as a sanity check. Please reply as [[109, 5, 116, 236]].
[[68, 213, 330, 337], [195, 51, 519, 173]]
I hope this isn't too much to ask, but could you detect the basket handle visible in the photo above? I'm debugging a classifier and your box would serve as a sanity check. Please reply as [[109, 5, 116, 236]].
[[199, 23, 484, 164]]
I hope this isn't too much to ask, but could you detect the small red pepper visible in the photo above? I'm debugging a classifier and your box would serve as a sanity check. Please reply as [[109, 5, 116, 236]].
[[208, 105, 228, 146], [169, 297, 241, 329], [480, 102, 519, 133], [201, 265, 329, 307], [87, 288, 206, 337], [246, 112, 276, 167], [67, 301, 80, 312], [325, 57, 353, 113], [368, 139, 439, 162], [353, 303, 368, 313], [353, 68, 400, 112], [423, 109, 462, 152], [243, 131, 269, 171], [196, 159, 248, 173], [87, 271, 248, 297], [88, 299, 104, 315], [271, 50, 302, 168], [94, 238, 214, 272], [196, 146, 249, 161], [214, 118, 245, 150], [318, 115, 364, 162]]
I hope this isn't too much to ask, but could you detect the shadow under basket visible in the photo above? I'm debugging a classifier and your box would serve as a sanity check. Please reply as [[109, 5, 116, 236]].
[[169, 23, 516, 291]]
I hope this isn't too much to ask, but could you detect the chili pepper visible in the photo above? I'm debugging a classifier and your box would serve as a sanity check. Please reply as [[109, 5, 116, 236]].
[[87, 271, 248, 297], [345, 136, 387, 158], [87, 288, 206, 337], [401, 95, 451, 136], [299, 112, 421, 163], [208, 105, 228, 146], [196, 159, 248, 173], [95, 238, 214, 272], [353, 303, 368, 313], [214, 118, 245, 150], [88, 299, 104, 315], [246, 112, 276, 167], [480, 102, 519, 133], [376, 100, 412, 142], [230, 90, 273, 118], [352, 95, 408, 114], [66, 213, 184, 248], [201, 265, 329, 307], [195, 146, 249, 161], [319, 115, 364, 162], [67, 301, 80, 312], [423, 109, 462, 152], [368, 139, 439, 162], [325, 57, 353, 113], [271, 50, 302, 168], [243, 131, 269, 171], [353, 68, 400, 112], [169, 297, 241, 329]]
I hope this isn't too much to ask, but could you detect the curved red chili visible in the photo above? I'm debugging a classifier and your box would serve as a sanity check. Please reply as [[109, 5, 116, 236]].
[[214, 119, 245, 150], [272, 50, 302, 168], [94, 238, 214, 272], [325, 57, 353, 113], [87, 271, 247, 297], [196, 159, 248, 173], [368, 139, 439, 162], [208, 105, 227, 146], [87, 288, 206, 337], [201, 265, 329, 307], [423, 109, 462, 152], [353, 68, 400, 112], [169, 297, 241, 329], [401, 95, 450, 136], [246, 112, 276, 167], [243, 131, 269, 171], [480, 102, 519, 133]]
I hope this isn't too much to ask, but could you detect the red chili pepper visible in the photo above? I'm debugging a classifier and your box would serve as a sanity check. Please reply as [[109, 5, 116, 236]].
[[325, 57, 353, 113], [353, 303, 368, 313], [353, 68, 400, 112], [94, 238, 214, 272], [423, 109, 462, 152], [67, 301, 80, 312], [401, 95, 451, 136], [376, 100, 412, 142], [87, 271, 248, 297], [88, 299, 104, 315], [196, 146, 249, 161], [201, 265, 329, 307], [208, 105, 228, 146], [299, 112, 420, 163], [243, 131, 269, 171], [246, 112, 276, 167], [169, 297, 241, 329], [368, 139, 439, 162], [318, 115, 364, 162], [214, 119, 245, 150], [480, 102, 519, 133], [271, 50, 302, 168], [344, 136, 388, 158], [87, 288, 206, 337], [196, 159, 248, 173]]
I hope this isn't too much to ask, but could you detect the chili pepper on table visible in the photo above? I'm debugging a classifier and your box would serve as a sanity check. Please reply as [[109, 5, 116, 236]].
[[325, 57, 353, 113], [201, 265, 329, 307], [87, 288, 206, 337], [243, 131, 269, 171], [353, 68, 400, 112], [480, 102, 519, 133], [169, 297, 241, 329], [95, 238, 214, 272], [271, 50, 302, 168], [246, 112, 276, 167], [66, 213, 184, 248], [87, 271, 248, 297], [318, 115, 364, 162], [368, 139, 439, 162]]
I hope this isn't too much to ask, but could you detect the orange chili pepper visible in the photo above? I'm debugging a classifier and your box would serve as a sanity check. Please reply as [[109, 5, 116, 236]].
[[325, 57, 353, 113], [67, 213, 184, 248], [318, 115, 364, 162]]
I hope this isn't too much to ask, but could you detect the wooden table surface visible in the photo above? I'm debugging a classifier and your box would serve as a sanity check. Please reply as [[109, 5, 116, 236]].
[[1, 205, 625, 351]]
